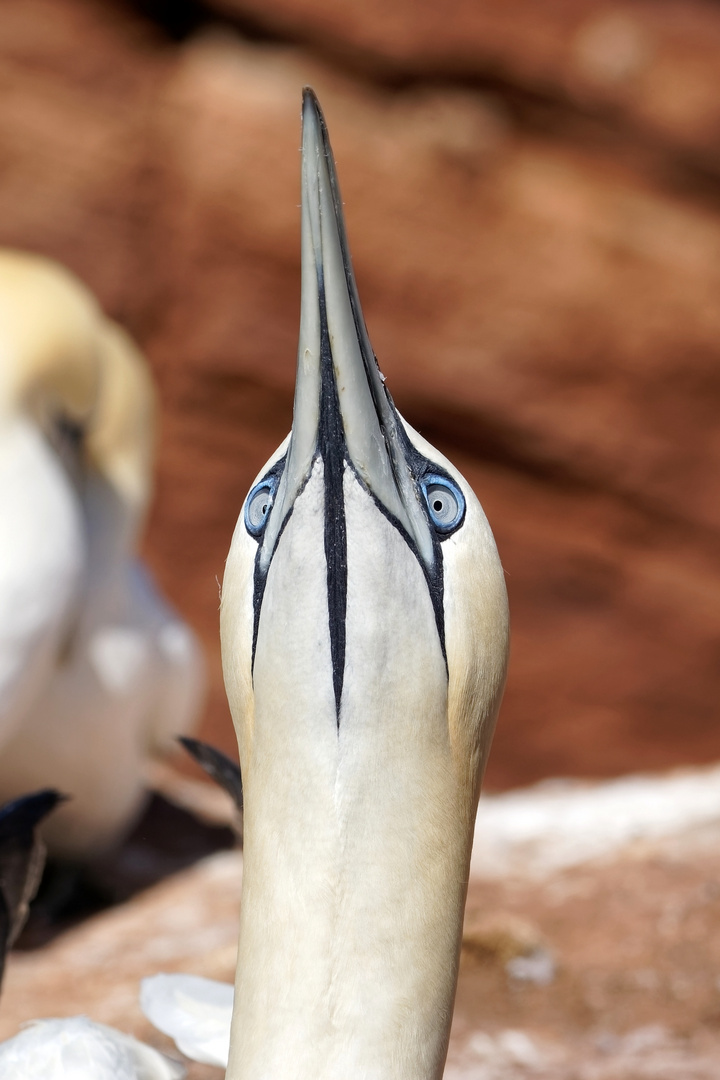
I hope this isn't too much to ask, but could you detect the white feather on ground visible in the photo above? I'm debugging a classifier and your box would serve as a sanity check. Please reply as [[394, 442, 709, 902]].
[[0, 1017, 185, 1079], [140, 975, 233, 1068]]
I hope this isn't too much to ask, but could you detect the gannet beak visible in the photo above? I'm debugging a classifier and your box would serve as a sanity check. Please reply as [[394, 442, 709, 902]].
[[258, 89, 434, 577]]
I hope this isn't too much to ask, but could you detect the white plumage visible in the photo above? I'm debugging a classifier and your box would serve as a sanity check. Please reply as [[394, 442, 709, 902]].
[[0, 252, 204, 857], [0, 1018, 185, 1080]]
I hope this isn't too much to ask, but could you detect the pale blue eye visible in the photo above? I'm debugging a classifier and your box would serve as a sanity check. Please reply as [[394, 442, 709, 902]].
[[244, 478, 277, 538], [420, 474, 465, 534]]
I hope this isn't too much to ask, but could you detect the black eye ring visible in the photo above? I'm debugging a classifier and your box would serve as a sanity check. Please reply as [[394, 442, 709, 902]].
[[420, 474, 465, 534], [244, 477, 277, 538]]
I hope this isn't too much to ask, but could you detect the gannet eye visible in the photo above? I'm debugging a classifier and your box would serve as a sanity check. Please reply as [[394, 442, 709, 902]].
[[420, 474, 465, 535], [245, 478, 277, 538]]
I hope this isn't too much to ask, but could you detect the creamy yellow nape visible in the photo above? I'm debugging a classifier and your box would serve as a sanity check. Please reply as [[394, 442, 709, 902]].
[[0, 250, 204, 857], [220, 91, 509, 1080]]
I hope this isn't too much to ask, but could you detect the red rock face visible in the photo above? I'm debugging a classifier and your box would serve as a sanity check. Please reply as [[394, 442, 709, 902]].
[[3, 0, 720, 787]]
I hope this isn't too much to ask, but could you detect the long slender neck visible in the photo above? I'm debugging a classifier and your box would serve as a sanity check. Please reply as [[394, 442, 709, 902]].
[[229, 743, 471, 1080], [225, 476, 476, 1080]]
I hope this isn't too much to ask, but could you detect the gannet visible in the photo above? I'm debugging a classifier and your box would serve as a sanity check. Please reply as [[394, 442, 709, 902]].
[[0, 253, 204, 858], [216, 89, 509, 1080]]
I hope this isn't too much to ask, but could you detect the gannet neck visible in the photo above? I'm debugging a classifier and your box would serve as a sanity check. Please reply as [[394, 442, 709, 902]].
[[0, 414, 85, 742], [86, 321, 156, 533], [220, 90, 509, 1080]]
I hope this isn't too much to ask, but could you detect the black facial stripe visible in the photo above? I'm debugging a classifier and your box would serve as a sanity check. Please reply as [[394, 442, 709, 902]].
[[396, 430, 449, 668], [342, 457, 447, 670], [251, 454, 288, 671], [249, 290, 350, 724], [317, 267, 348, 724]]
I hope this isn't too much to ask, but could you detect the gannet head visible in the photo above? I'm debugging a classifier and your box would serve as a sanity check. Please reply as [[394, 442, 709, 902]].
[[222, 89, 508, 795], [0, 252, 156, 544], [0, 253, 101, 431], [220, 90, 508, 1080]]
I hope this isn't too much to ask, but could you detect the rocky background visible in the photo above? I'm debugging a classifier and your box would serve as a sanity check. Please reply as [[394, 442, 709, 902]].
[[4, 0, 720, 788]]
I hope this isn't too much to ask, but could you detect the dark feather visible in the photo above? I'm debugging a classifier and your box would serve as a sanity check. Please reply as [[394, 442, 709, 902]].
[[0, 789, 65, 986], [179, 738, 243, 812]]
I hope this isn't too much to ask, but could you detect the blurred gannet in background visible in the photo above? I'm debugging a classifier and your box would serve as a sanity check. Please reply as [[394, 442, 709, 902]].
[[220, 89, 509, 1079], [0, 253, 204, 858]]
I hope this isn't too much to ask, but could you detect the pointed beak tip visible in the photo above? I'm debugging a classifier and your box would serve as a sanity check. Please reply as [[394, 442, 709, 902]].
[[302, 87, 323, 132]]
